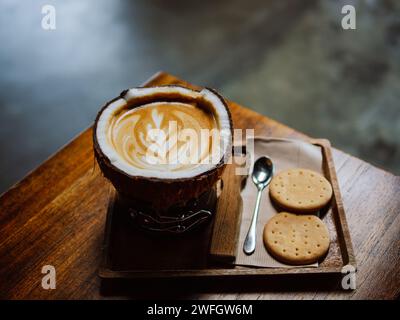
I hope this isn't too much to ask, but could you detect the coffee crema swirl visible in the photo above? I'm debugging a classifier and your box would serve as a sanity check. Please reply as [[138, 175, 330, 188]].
[[107, 102, 220, 172]]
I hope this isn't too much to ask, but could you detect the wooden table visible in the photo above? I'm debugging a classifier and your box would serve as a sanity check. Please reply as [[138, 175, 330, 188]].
[[0, 72, 399, 300]]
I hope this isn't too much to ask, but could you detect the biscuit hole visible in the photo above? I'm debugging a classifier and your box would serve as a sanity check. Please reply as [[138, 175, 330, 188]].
[[320, 180, 323, 183], [295, 253, 299, 256], [308, 217, 311, 220], [295, 248, 299, 251], [293, 184, 296, 187], [284, 214, 288, 218], [283, 249, 286, 253], [317, 244, 320, 247], [272, 231, 275, 234], [277, 191, 281, 194], [274, 184, 278, 187], [305, 241, 308, 245], [299, 171, 303, 175], [320, 195, 323, 198], [298, 201, 302, 204], [275, 221, 279, 225], [305, 235, 308, 238], [279, 232, 282, 235], [310, 200, 314, 203], [286, 198, 290, 201], [311, 174, 314, 177], [274, 241, 278, 244], [304, 223, 307, 227], [307, 185, 311, 189], [287, 172, 291, 175], [308, 251, 311, 254], [291, 239, 295, 243], [317, 224, 320, 228], [279, 176, 282, 180]]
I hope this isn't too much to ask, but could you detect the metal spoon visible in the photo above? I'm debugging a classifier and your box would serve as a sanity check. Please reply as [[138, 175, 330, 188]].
[[243, 156, 274, 255]]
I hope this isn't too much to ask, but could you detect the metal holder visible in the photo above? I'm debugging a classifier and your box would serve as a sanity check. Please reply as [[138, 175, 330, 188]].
[[128, 209, 212, 234], [124, 187, 218, 234]]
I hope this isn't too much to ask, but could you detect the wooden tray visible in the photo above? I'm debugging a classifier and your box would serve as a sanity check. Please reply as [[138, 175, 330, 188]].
[[99, 137, 356, 279]]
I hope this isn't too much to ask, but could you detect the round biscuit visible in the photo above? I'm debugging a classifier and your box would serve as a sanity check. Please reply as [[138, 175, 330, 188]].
[[263, 212, 330, 265], [269, 168, 332, 213]]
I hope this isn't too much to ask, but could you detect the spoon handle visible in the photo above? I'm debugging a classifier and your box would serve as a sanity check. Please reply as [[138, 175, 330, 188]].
[[243, 189, 263, 255]]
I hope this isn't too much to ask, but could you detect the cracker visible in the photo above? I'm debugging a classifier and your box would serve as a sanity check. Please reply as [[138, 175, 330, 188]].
[[263, 212, 330, 265], [269, 168, 332, 213]]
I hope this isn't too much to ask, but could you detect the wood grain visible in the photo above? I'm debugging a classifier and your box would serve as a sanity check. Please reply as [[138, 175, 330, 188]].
[[209, 161, 245, 263], [0, 72, 399, 299]]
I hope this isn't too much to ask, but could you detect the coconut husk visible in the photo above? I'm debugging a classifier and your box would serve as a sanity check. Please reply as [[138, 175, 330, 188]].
[[93, 85, 233, 211]]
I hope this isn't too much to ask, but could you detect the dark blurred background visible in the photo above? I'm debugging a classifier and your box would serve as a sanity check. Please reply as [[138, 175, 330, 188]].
[[1, 0, 399, 193]]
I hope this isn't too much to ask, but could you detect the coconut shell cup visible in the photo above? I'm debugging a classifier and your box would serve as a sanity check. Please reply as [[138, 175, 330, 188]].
[[93, 85, 233, 212]]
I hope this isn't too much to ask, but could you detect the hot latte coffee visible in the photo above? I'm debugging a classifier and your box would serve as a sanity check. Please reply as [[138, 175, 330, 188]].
[[94, 85, 233, 210], [108, 102, 219, 174]]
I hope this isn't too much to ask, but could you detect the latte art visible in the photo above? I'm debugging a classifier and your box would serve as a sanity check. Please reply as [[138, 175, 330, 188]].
[[107, 102, 221, 171]]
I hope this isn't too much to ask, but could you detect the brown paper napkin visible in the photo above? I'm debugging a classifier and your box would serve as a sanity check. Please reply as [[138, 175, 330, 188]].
[[235, 137, 324, 268]]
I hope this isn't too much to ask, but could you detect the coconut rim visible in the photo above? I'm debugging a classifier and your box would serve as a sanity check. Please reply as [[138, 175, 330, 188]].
[[93, 85, 233, 183]]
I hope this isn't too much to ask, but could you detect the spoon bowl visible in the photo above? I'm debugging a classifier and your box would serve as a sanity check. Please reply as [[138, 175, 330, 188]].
[[252, 157, 274, 190]]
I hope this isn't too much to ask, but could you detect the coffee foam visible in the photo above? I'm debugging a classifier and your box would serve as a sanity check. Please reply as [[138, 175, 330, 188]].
[[108, 101, 218, 171], [96, 86, 232, 179]]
